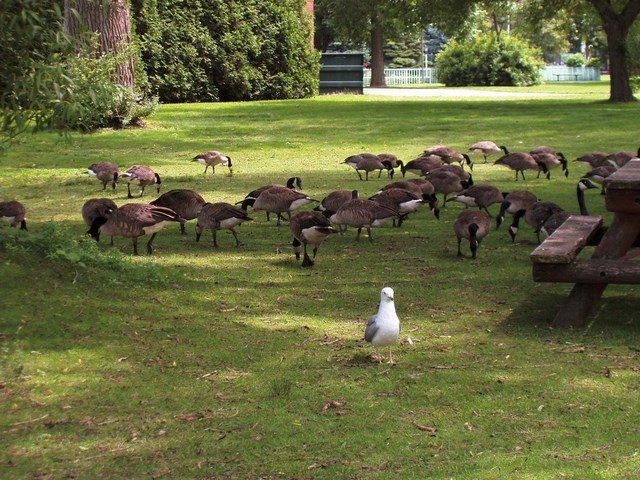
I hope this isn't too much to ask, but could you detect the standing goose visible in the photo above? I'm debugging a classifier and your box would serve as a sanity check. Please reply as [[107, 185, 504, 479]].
[[425, 170, 470, 204], [446, 184, 504, 216], [151, 189, 206, 235], [329, 199, 399, 241], [238, 176, 302, 222], [423, 146, 473, 171], [0, 201, 27, 230], [530, 152, 569, 179], [343, 153, 394, 181], [582, 165, 616, 195], [576, 179, 599, 216], [316, 189, 358, 218], [468, 142, 508, 163], [82, 198, 117, 229], [290, 211, 338, 267], [453, 210, 491, 259], [121, 165, 162, 198], [429, 164, 473, 184], [192, 150, 234, 175], [575, 151, 610, 168], [372, 188, 423, 227], [494, 152, 548, 181], [510, 201, 564, 243], [377, 153, 404, 178], [400, 156, 443, 177], [529, 145, 560, 156], [252, 186, 317, 226], [87, 162, 120, 191], [195, 202, 252, 247], [87, 203, 182, 255], [496, 190, 538, 229]]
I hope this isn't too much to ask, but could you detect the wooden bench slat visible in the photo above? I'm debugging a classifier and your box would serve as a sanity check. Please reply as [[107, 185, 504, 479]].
[[530, 215, 603, 264], [533, 259, 640, 284], [604, 159, 640, 190]]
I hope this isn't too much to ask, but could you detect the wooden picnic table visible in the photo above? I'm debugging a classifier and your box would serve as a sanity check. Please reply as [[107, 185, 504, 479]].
[[530, 159, 640, 327]]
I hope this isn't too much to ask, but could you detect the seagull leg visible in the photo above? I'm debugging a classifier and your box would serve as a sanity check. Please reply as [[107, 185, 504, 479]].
[[388, 346, 394, 364]]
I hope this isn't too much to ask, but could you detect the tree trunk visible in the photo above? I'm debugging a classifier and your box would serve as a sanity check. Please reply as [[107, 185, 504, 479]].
[[64, 0, 135, 88], [370, 11, 385, 88]]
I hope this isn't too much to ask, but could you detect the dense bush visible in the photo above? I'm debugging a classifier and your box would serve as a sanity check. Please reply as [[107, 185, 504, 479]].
[[436, 35, 543, 87], [131, 0, 319, 102], [565, 53, 586, 67]]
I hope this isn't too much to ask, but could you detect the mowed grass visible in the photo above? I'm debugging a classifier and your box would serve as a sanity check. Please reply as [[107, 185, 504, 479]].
[[1, 88, 640, 479]]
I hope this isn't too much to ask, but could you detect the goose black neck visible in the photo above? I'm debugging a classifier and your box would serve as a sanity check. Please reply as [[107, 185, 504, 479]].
[[577, 183, 589, 216], [88, 216, 108, 239]]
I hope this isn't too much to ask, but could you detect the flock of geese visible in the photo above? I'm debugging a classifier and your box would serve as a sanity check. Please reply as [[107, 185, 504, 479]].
[[1, 144, 637, 265]]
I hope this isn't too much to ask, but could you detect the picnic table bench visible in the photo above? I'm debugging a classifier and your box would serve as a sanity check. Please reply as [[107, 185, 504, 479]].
[[530, 159, 640, 327], [553, 73, 582, 81]]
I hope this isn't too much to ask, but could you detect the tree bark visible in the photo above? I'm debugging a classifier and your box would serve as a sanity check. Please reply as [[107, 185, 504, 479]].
[[64, 0, 135, 88], [588, 0, 640, 102], [370, 11, 386, 88]]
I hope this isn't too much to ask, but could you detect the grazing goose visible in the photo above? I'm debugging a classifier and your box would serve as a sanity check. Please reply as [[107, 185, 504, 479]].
[[375, 181, 439, 220], [400, 156, 443, 177], [605, 148, 639, 169], [121, 165, 162, 199], [425, 170, 470, 204], [429, 164, 473, 184], [576, 179, 598, 216], [195, 202, 252, 247], [0, 201, 27, 230], [238, 176, 302, 222], [510, 201, 564, 243], [290, 211, 338, 267], [494, 152, 548, 181], [531, 152, 569, 179], [364, 287, 400, 364], [423, 146, 473, 171], [192, 150, 234, 174], [496, 190, 538, 229], [582, 165, 616, 195], [468, 141, 508, 163], [446, 184, 504, 216], [87, 203, 181, 255], [329, 199, 399, 241], [87, 162, 120, 191], [575, 151, 610, 168], [343, 153, 394, 180], [373, 188, 423, 227], [539, 210, 571, 238], [529, 145, 560, 156], [252, 186, 317, 226], [377, 153, 404, 178], [453, 210, 491, 259], [81, 198, 117, 229], [151, 189, 206, 235], [316, 189, 358, 213]]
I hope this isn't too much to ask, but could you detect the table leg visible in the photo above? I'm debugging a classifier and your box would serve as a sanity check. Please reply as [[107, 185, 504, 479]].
[[552, 213, 640, 327]]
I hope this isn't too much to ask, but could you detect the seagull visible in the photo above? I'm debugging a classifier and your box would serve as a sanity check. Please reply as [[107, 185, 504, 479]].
[[364, 287, 401, 364]]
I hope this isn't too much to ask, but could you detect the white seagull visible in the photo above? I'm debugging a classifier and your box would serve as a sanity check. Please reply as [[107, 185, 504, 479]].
[[364, 287, 401, 364]]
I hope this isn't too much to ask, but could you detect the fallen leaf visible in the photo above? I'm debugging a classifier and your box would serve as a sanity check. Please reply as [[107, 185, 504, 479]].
[[413, 422, 437, 435], [322, 400, 345, 413]]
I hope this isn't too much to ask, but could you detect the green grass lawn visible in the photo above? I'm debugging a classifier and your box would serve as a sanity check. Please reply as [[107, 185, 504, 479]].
[[1, 86, 639, 479]]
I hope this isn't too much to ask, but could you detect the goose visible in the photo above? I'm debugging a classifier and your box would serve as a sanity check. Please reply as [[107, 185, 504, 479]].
[[87, 162, 120, 191], [192, 150, 234, 174], [509, 201, 564, 243], [82, 198, 117, 228], [468, 142, 508, 163], [290, 211, 338, 267], [343, 153, 394, 180], [195, 202, 252, 247], [531, 152, 569, 179], [423, 146, 473, 170], [494, 152, 548, 181], [121, 165, 162, 198], [496, 190, 538, 229], [539, 210, 571, 238], [372, 188, 423, 227], [238, 176, 302, 222], [316, 189, 358, 213], [575, 151, 610, 168], [329, 199, 399, 241], [377, 153, 404, 178], [582, 165, 616, 195], [0, 201, 27, 230], [252, 186, 317, 226], [446, 184, 504, 216], [529, 145, 560, 156], [151, 189, 206, 235], [453, 210, 491, 259], [400, 156, 443, 177], [364, 287, 400, 364], [429, 164, 473, 184], [576, 179, 598, 216], [425, 170, 470, 204], [605, 148, 639, 169], [87, 203, 182, 255], [374, 180, 439, 220]]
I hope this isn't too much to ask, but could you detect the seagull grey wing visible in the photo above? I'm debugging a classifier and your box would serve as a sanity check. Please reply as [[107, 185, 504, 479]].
[[364, 314, 379, 343]]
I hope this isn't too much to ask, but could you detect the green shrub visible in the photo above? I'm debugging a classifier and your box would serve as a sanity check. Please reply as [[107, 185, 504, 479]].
[[436, 35, 543, 87], [565, 53, 586, 67], [631, 75, 640, 93], [586, 57, 601, 69]]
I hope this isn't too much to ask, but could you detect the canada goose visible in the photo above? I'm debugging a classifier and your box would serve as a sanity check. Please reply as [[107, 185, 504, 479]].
[[151, 189, 206, 235], [510, 201, 564, 243], [343, 153, 394, 180], [400, 156, 443, 177], [605, 148, 639, 169], [329, 199, 399, 241], [494, 153, 548, 181], [496, 190, 538, 229], [238, 177, 302, 222], [423, 146, 473, 170], [529, 146, 559, 156], [425, 170, 470, 204], [377, 153, 404, 178], [195, 202, 251, 247], [582, 165, 616, 195], [531, 152, 569, 179], [192, 150, 234, 174], [290, 211, 338, 267], [429, 164, 473, 184], [0, 201, 27, 230], [446, 184, 504, 216], [453, 210, 491, 259], [576, 179, 598, 216], [81, 198, 117, 228], [468, 142, 508, 163], [87, 203, 182, 255], [373, 188, 423, 227], [575, 151, 610, 168], [375, 180, 439, 220], [121, 165, 162, 198], [539, 210, 571, 238], [316, 189, 358, 213], [252, 186, 317, 226], [87, 162, 120, 190]]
